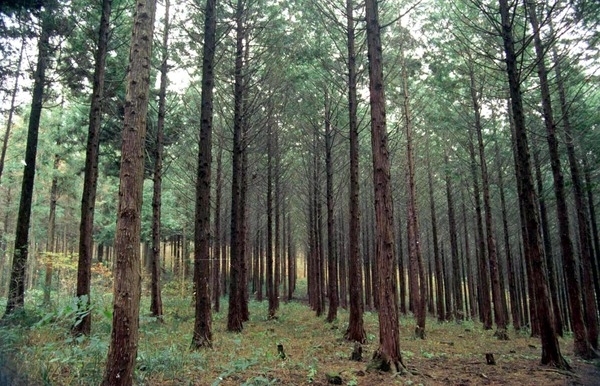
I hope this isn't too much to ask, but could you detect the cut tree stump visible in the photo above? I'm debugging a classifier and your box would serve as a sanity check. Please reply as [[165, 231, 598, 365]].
[[485, 353, 496, 365], [350, 343, 362, 361], [277, 343, 286, 359]]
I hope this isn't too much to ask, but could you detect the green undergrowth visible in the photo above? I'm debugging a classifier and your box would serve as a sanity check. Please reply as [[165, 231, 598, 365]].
[[0, 284, 586, 385]]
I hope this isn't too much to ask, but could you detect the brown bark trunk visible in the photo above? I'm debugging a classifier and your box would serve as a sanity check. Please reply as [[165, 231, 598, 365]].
[[427, 152, 444, 322], [461, 190, 477, 320], [552, 39, 599, 351], [227, 0, 246, 332], [325, 92, 338, 323], [213, 143, 223, 311], [467, 120, 492, 330], [43, 153, 60, 305], [365, 0, 403, 371], [150, 0, 170, 319], [444, 150, 462, 321], [344, 0, 366, 342], [101, 0, 156, 382], [495, 136, 521, 331], [267, 122, 276, 319], [72, 0, 110, 329], [527, 0, 593, 359], [499, 0, 569, 368], [191, 0, 217, 348], [468, 65, 508, 338], [4, 1, 54, 317]]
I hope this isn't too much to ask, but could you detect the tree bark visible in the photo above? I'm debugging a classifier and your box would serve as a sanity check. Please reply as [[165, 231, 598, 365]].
[[468, 65, 508, 338], [344, 0, 365, 341], [191, 0, 217, 348], [365, 0, 403, 371], [213, 142, 223, 311], [101, 0, 156, 382], [4, 1, 54, 317], [325, 92, 338, 323], [227, 0, 246, 332], [150, 0, 170, 319], [427, 150, 444, 322], [527, 0, 593, 358], [498, 0, 569, 368]]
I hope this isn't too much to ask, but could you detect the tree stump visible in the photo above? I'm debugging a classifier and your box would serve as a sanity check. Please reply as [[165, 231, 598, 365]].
[[485, 353, 496, 365], [350, 343, 362, 361], [326, 372, 342, 385], [277, 343, 286, 359]]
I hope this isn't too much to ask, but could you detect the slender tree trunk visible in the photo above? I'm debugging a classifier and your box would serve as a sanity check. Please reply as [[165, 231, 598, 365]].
[[213, 143, 223, 311], [461, 190, 477, 320], [427, 151, 444, 322], [498, 0, 569, 368], [532, 143, 563, 335], [467, 119, 492, 330], [191, 0, 217, 348], [73, 0, 112, 335], [102, 0, 156, 382], [325, 93, 338, 323], [495, 136, 521, 331], [273, 126, 281, 317], [150, 0, 170, 319], [526, 0, 593, 359], [4, 1, 54, 317], [552, 39, 599, 351], [43, 153, 60, 305], [267, 123, 276, 319], [444, 149, 462, 321], [583, 158, 600, 313], [0, 33, 25, 186], [365, 0, 403, 371], [287, 210, 294, 300], [227, 0, 246, 332], [468, 65, 508, 338], [400, 19, 425, 340]]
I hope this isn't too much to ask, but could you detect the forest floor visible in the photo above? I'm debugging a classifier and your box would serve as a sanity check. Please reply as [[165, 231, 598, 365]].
[[0, 281, 599, 385]]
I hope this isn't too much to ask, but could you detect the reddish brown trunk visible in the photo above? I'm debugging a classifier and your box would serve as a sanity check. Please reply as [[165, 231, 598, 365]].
[[344, 0, 366, 342], [191, 0, 217, 348], [499, 0, 569, 368], [365, 0, 403, 371], [102, 0, 156, 382]]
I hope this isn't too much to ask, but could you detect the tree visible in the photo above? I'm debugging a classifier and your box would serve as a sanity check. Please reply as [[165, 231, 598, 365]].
[[4, 0, 55, 317], [150, 0, 171, 319], [527, 0, 594, 358], [497, 0, 569, 369], [343, 0, 367, 332], [73, 0, 112, 336], [191, 0, 218, 348], [101, 0, 157, 383], [325, 89, 338, 323], [365, 0, 403, 372]]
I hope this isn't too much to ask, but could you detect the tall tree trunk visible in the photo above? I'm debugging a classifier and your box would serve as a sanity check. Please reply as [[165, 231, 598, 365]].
[[444, 149, 462, 321], [150, 0, 170, 319], [498, 0, 569, 368], [287, 210, 295, 300], [0, 33, 24, 186], [583, 158, 600, 313], [552, 39, 599, 351], [227, 0, 246, 332], [461, 190, 477, 320], [325, 93, 338, 323], [73, 0, 112, 335], [365, 0, 403, 371], [495, 136, 521, 331], [468, 65, 508, 338], [101, 0, 157, 382], [273, 125, 281, 317], [191, 0, 217, 348], [267, 123, 276, 319], [400, 19, 425, 340], [532, 142, 562, 335], [527, 0, 593, 359], [43, 153, 60, 305], [213, 142, 223, 311], [4, 1, 54, 317], [467, 119, 492, 330], [427, 151, 444, 322]]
